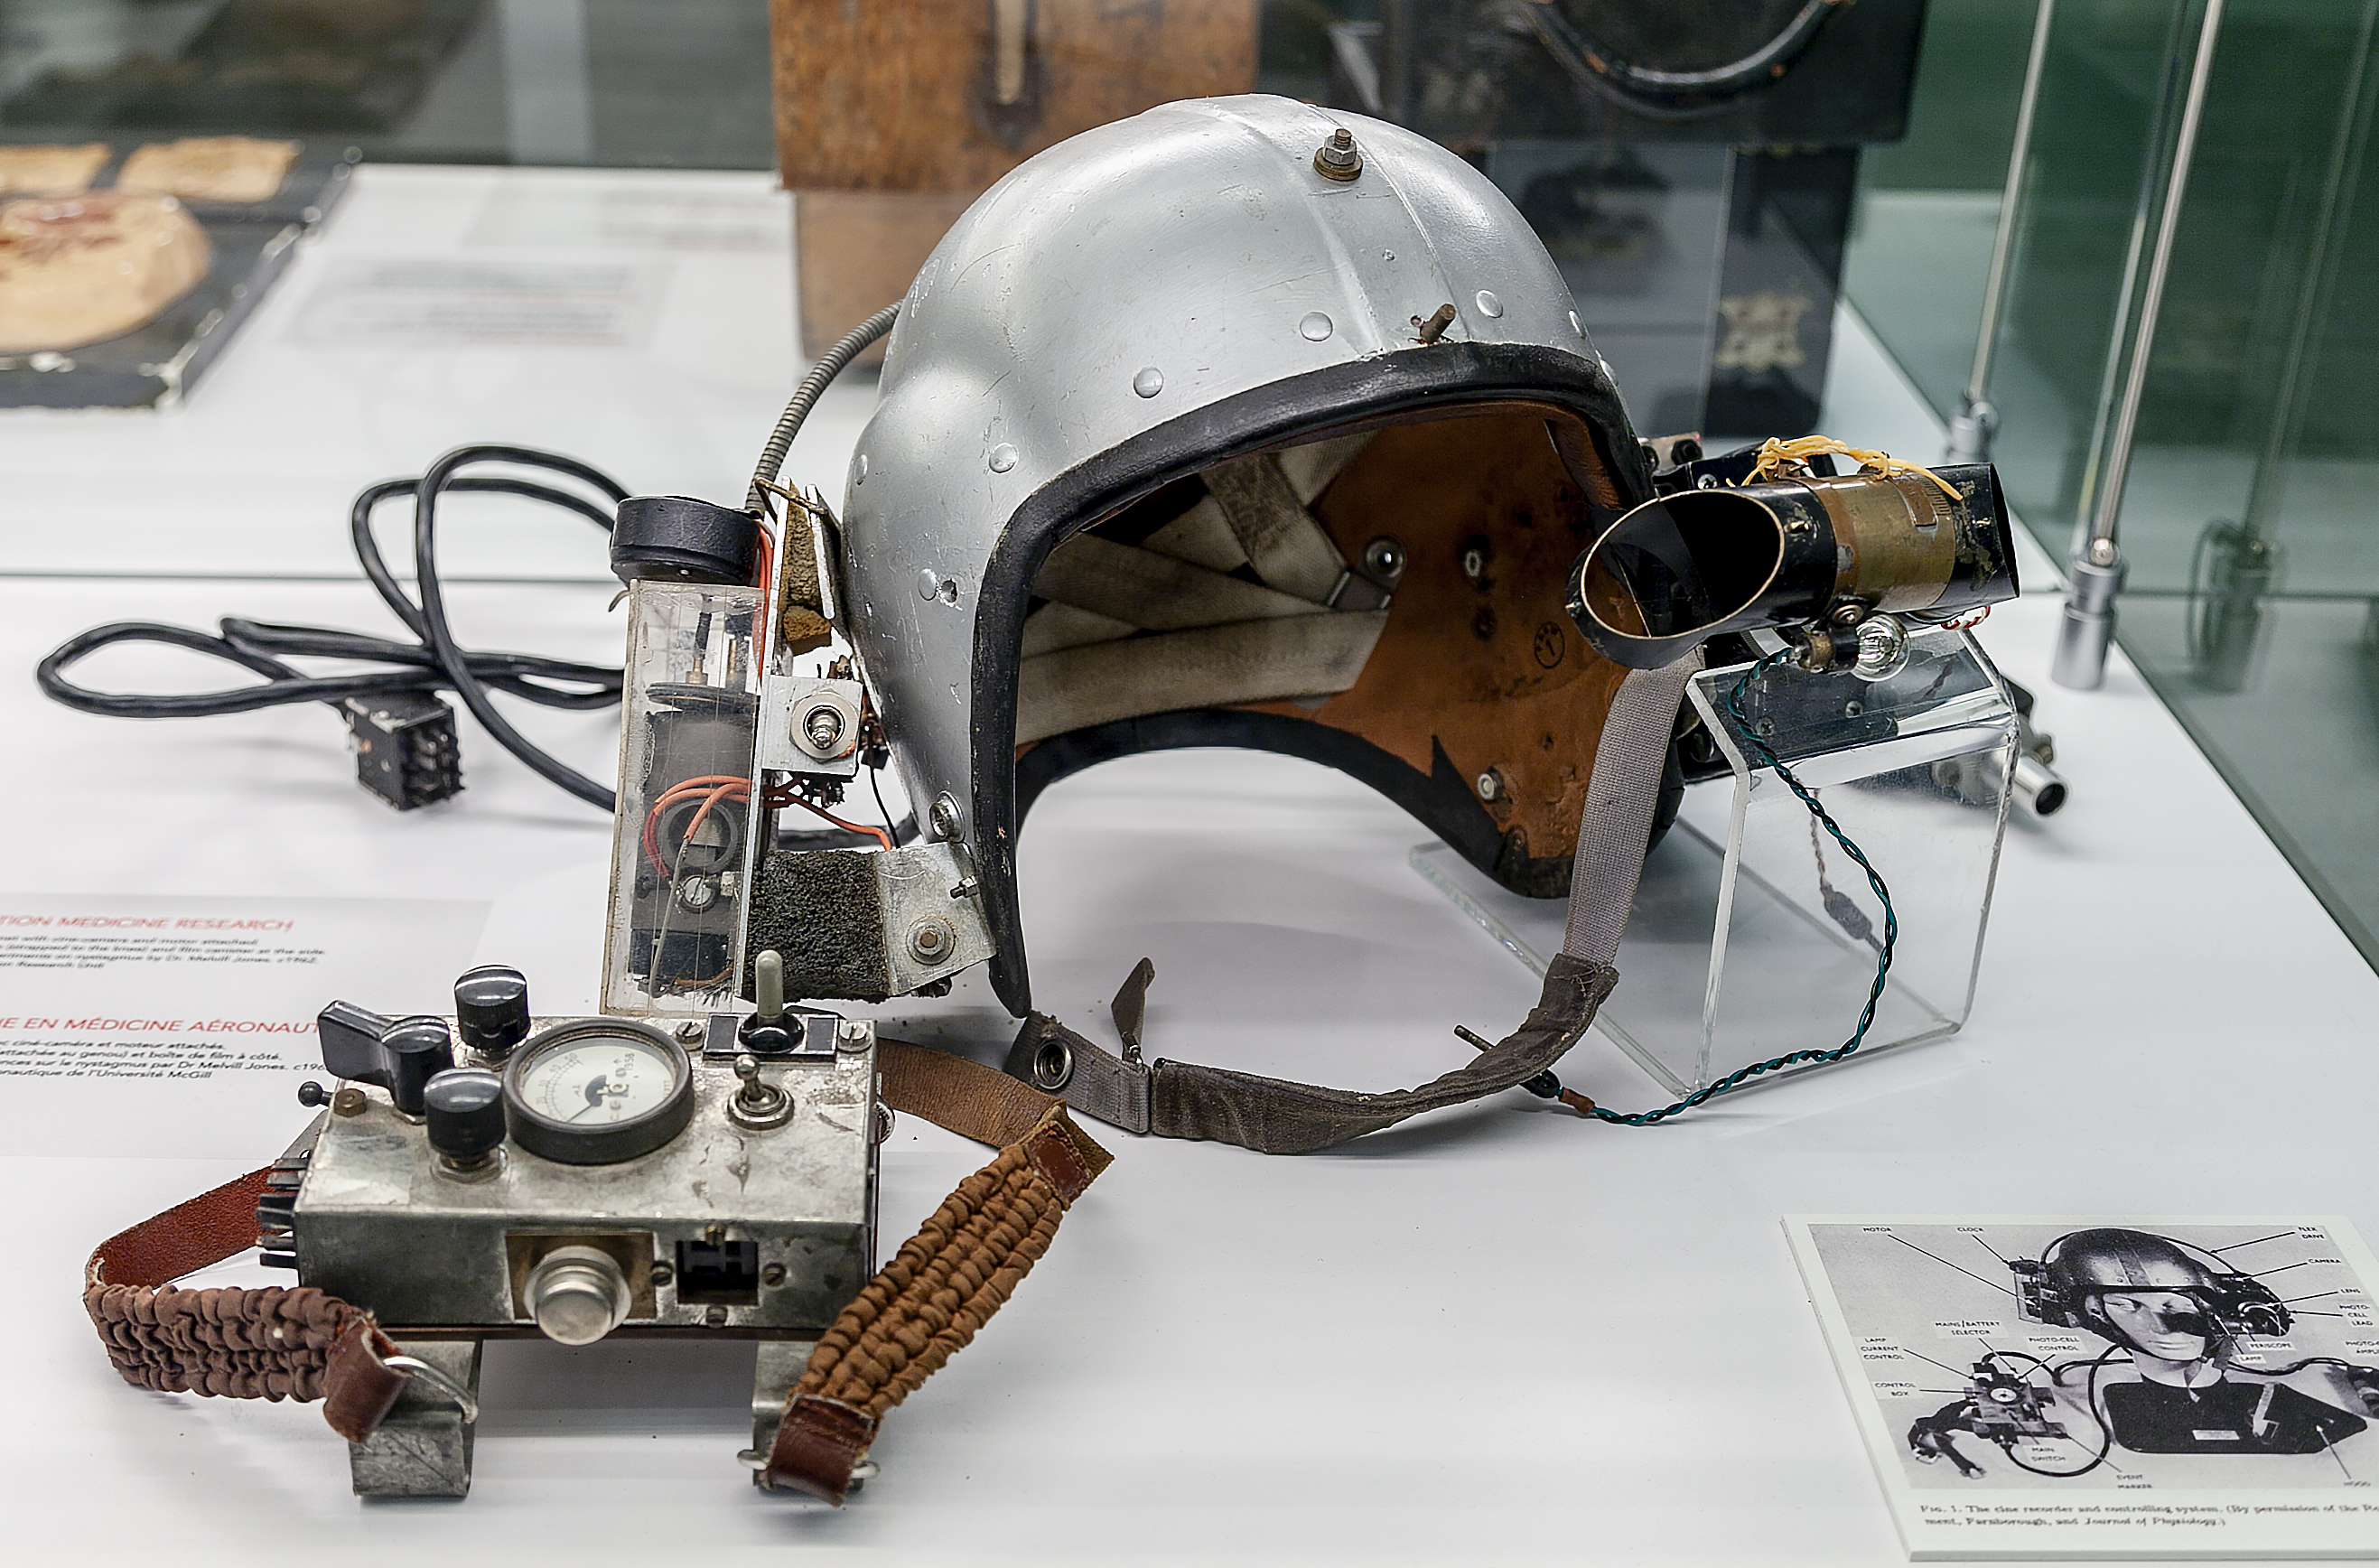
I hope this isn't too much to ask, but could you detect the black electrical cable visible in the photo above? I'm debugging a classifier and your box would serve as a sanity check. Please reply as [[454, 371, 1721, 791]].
[[37, 449, 627, 802], [408, 446, 629, 809], [350, 473, 615, 642]]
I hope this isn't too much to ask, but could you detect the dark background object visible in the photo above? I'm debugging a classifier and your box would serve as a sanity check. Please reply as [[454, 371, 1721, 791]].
[[1305, 0, 1928, 438], [5, 0, 486, 136]]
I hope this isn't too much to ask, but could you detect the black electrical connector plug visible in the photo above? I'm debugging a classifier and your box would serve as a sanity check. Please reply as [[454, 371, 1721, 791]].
[[342, 691, 462, 810]]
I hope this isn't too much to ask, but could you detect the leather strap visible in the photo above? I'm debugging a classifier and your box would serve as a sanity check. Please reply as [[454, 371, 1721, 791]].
[[82, 1163, 408, 1441], [87, 1164, 274, 1290], [1033, 533, 1327, 631]]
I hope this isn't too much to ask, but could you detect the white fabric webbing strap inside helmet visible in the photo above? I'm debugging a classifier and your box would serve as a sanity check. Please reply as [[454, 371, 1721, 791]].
[[1032, 534, 1325, 631], [1003, 654, 1703, 1153], [1015, 434, 1383, 743], [1015, 611, 1387, 746], [1200, 449, 1353, 604]]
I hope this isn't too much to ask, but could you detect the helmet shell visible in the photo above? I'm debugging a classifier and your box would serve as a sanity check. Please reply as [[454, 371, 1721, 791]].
[[2047, 1230, 2225, 1297], [836, 95, 1647, 1011]]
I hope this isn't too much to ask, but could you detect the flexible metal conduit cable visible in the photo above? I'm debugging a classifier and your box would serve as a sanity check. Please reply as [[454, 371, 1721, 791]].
[[747, 303, 902, 513]]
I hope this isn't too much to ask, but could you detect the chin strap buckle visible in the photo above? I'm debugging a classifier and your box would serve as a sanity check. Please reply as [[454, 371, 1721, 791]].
[[1002, 956, 1159, 1135]]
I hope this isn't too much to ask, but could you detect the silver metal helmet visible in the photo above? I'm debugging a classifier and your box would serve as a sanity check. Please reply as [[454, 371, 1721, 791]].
[[836, 94, 1650, 1013]]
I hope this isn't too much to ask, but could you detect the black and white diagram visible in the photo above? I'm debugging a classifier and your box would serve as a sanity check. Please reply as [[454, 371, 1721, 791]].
[[1787, 1217, 2379, 1558]]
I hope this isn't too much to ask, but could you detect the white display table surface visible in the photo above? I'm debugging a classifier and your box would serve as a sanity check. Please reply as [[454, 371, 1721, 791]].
[[2, 166, 2370, 1567]]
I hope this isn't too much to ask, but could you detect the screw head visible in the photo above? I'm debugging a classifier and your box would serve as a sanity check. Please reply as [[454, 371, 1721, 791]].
[[761, 1263, 787, 1287], [676, 1019, 704, 1042], [929, 793, 962, 839], [1475, 770, 1501, 801]]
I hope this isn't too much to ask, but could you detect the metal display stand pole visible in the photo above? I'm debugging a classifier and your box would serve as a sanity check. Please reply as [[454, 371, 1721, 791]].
[[1945, 0, 2058, 466], [2185, 0, 2379, 690], [2052, 0, 2227, 690]]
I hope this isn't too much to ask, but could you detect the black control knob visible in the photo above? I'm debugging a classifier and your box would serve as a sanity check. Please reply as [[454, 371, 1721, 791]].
[[383, 1016, 454, 1116], [454, 965, 532, 1063], [424, 1068, 506, 1168]]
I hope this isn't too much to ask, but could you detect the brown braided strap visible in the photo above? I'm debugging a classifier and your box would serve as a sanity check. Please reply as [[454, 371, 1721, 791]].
[[87, 1281, 361, 1399], [764, 1097, 1110, 1504], [83, 1163, 407, 1441]]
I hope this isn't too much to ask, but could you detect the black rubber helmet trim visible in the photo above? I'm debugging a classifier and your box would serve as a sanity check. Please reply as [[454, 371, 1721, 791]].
[[971, 340, 1650, 1014]]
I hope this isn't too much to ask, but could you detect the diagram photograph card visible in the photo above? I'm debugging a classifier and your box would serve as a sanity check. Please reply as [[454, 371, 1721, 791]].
[[1786, 1216, 2379, 1560]]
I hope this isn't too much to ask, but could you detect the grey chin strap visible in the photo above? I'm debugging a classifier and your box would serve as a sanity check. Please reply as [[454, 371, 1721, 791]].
[[1003, 653, 1704, 1154]]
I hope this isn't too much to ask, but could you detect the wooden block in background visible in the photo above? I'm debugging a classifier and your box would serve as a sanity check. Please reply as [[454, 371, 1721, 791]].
[[793, 189, 975, 362], [770, 0, 1258, 193]]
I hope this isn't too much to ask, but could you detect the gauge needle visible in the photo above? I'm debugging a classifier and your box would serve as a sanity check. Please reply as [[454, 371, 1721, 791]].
[[566, 1076, 620, 1121]]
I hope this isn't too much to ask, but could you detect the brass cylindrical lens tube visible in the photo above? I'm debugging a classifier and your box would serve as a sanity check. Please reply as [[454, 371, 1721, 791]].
[[1567, 463, 2020, 669]]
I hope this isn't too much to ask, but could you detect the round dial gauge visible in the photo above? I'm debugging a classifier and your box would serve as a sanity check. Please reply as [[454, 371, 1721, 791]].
[[503, 1019, 694, 1164]]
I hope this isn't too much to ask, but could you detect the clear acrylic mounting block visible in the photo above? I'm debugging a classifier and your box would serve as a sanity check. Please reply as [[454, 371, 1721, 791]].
[[1414, 628, 2019, 1102]]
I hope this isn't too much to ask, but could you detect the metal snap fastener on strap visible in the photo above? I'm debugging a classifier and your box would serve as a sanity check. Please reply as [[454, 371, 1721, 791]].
[[1030, 1035, 1073, 1091]]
